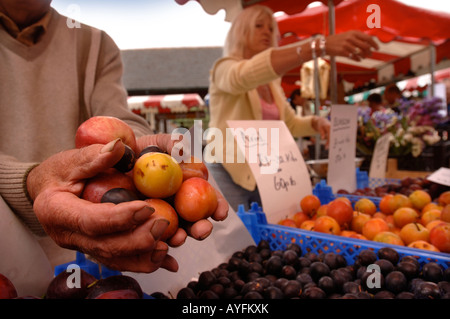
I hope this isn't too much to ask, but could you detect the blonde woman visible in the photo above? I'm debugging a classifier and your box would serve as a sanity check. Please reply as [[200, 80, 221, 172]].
[[206, 5, 378, 211]]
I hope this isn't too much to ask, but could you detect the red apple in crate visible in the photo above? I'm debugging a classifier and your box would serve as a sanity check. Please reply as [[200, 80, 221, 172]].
[[82, 169, 138, 203], [174, 177, 218, 222], [75, 116, 137, 153], [429, 223, 450, 253], [0, 273, 18, 299], [326, 199, 353, 228]]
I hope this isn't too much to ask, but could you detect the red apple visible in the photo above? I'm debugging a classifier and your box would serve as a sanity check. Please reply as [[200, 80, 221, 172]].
[[178, 156, 209, 181], [174, 177, 218, 222], [0, 273, 17, 299], [82, 169, 138, 203], [438, 191, 450, 207], [326, 199, 354, 228], [313, 216, 341, 235], [429, 223, 450, 253], [278, 218, 297, 228], [144, 198, 179, 241], [75, 116, 137, 153], [442, 204, 450, 223]]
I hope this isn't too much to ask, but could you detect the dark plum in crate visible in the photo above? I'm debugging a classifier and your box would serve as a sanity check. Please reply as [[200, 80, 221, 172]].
[[163, 240, 449, 299]]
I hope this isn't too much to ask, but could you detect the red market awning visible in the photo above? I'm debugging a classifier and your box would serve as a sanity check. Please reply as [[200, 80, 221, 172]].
[[276, 0, 450, 94], [128, 93, 207, 133], [175, 0, 344, 21], [127, 93, 205, 115], [401, 67, 450, 92]]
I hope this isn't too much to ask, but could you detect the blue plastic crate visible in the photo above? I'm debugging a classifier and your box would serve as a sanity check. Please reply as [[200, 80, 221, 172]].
[[313, 168, 402, 207], [312, 179, 383, 208], [367, 177, 401, 188], [355, 168, 402, 189], [54, 251, 121, 279], [312, 174, 403, 209], [237, 203, 450, 269]]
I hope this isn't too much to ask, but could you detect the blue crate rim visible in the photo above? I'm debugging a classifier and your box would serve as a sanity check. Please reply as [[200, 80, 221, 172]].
[[238, 203, 450, 269], [266, 222, 450, 262]]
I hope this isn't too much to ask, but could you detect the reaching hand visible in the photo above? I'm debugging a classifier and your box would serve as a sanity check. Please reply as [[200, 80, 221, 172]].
[[312, 116, 331, 148], [325, 30, 379, 61]]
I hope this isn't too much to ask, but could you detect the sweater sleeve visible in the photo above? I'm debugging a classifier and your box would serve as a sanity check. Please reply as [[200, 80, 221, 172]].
[[212, 48, 279, 94], [274, 83, 317, 137], [0, 153, 46, 236], [85, 29, 153, 138]]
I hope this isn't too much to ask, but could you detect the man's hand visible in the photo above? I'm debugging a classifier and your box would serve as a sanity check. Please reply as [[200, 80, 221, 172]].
[[136, 134, 229, 246], [27, 139, 178, 272]]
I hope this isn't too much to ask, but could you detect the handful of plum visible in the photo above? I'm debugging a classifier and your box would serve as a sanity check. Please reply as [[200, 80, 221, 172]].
[[155, 241, 450, 299], [76, 116, 218, 240]]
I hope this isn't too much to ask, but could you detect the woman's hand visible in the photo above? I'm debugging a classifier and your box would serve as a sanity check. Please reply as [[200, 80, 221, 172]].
[[325, 30, 379, 61], [312, 116, 331, 148]]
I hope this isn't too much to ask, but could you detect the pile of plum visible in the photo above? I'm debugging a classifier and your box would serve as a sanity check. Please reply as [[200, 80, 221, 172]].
[[161, 241, 450, 299], [339, 176, 449, 200]]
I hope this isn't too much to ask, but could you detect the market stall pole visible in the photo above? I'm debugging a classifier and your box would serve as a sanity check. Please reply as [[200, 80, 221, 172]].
[[328, 0, 337, 104], [127, 93, 206, 133]]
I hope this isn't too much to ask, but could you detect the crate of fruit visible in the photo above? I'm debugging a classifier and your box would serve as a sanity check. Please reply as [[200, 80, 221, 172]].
[[337, 169, 449, 202], [237, 202, 450, 269], [313, 176, 450, 211]]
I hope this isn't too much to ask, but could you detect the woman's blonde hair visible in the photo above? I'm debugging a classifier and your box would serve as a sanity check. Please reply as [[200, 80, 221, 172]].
[[223, 5, 279, 58]]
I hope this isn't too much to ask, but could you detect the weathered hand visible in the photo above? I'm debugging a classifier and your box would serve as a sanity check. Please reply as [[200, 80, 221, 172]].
[[136, 134, 230, 246], [27, 139, 178, 272]]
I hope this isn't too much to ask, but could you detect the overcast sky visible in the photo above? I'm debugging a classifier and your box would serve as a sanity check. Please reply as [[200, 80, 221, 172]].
[[51, 0, 450, 50]]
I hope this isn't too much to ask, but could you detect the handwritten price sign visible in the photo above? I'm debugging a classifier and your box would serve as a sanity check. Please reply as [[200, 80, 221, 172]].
[[427, 167, 450, 187], [369, 133, 392, 179], [227, 120, 312, 224], [327, 105, 358, 193]]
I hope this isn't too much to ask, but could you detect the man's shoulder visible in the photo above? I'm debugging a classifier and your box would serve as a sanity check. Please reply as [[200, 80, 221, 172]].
[[51, 7, 108, 40]]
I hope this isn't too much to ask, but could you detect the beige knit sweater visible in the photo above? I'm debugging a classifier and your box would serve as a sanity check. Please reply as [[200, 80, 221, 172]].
[[0, 8, 152, 236], [208, 49, 317, 191]]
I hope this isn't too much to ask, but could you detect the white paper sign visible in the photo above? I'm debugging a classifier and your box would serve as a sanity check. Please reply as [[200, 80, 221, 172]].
[[369, 133, 392, 179], [434, 83, 447, 117], [327, 105, 358, 192], [227, 120, 312, 224], [426, 167, 450, 187]]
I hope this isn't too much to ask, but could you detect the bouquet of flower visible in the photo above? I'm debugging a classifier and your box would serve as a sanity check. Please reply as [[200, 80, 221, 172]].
[[357, 97, 447, 157], [399, 96, 448, 126]]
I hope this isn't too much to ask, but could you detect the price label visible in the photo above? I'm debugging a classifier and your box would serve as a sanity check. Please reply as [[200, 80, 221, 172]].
[[426, 167, 450, 187], [327, 105, 358, 193], [369, 133, 392, 179], [227, 120, 312, 223]]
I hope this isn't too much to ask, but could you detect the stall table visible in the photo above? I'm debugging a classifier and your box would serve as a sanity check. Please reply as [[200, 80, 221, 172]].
[[127, 93, 206, 133]]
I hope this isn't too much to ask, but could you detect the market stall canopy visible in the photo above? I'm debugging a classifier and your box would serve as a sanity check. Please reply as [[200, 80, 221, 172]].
[[128, 93, 206, 132], [401, 67, 450, 93], [276, 0, 450, 95], [175, 0, 345, 21]]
